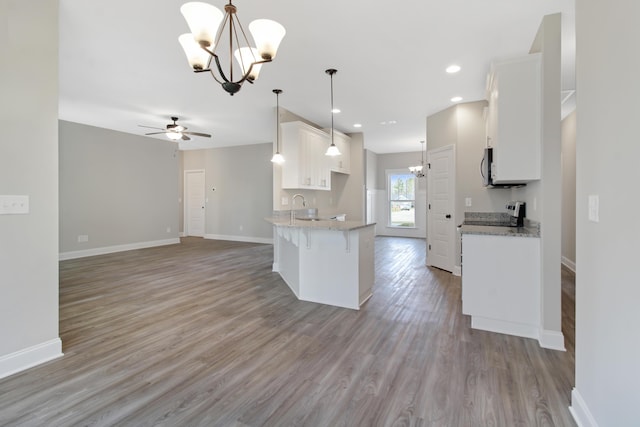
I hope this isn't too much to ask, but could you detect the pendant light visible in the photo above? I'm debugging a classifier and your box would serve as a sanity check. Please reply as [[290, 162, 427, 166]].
[[325, 68, 341, 157], [409, 140, 426, 178], [271, 89, 285, 164]]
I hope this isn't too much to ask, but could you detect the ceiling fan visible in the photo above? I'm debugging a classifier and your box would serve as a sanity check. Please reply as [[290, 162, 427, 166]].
[[139, 117, 211, 141]]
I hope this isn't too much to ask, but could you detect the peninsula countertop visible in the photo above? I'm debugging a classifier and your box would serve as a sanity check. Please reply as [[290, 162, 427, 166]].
[[265, 217, 376, 231]]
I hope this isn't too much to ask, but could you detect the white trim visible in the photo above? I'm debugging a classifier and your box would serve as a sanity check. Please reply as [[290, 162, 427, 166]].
[[471, 316, 539, 340], [204, 234, 273, 245], [0, 338, 63, 380], [562, 256, 576, 273], [452, 265, 461, 276], [538, 329, 566, 351], [59, 238, 180, 260], [570, 388, 600, 427]]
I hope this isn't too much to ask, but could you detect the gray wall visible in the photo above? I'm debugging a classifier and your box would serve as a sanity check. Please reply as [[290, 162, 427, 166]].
[[427, 101, 513, 268], [573, 1, 640, 425], [375, 152, 427, 238], [59, 121, 180, 254], [183, 144, 273, 240], [0, 0, 61, 372], [561, 111, 576, 269]]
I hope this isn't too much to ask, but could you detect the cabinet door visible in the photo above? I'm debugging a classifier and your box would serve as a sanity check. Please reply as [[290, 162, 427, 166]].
[[280, 121, 330, 190], [462, 234, 540, 326], [486, 53, 541, 184]]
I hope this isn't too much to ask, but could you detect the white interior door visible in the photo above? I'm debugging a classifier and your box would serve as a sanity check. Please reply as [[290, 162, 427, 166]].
[[427, 145, 456, 272], [185, 170, 205, 237]]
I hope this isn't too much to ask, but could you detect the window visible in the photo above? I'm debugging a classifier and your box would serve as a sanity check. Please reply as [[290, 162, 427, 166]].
[[388, 171, 416, 228]]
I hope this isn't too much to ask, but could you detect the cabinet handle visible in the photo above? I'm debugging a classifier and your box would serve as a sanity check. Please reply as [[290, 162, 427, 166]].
[[445, 214, 451, 219]]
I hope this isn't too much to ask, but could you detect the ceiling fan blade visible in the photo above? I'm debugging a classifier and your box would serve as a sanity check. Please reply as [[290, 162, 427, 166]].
[[145, 132, 168, 136], [183, 132, 211, 138], [138, 125, 165, 130], [181, 135, 191, 141]]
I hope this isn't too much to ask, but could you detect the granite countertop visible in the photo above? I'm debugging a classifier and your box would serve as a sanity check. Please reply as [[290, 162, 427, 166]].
[[459, 212, 540, 238], [265, 217, 376, 231]]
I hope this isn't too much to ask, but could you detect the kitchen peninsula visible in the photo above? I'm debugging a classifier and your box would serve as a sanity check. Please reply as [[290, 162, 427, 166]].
[[266, 216, 375, 310]]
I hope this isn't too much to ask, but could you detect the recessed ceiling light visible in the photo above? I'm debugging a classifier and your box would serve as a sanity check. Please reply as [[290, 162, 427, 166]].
[[446, 64, 461, 73], [388, 120, 397, 124], [331, 108, 341, 114], [451, 96, 463, 102], [353, 123, 362, 128]]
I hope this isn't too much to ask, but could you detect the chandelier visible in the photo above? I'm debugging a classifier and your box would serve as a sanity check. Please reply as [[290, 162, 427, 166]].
[[325, 69, 341, 156], [178, 1, 286, 95], [409, 140, 426, 178]]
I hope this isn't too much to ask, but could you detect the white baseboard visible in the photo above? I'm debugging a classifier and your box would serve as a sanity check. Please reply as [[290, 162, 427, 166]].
[[539, 329, 566, 351], [562, 256, 576, 273], [0, 338, 63, 380], [59, 238, 181, 260], [452, 265, 461, 276], [570, 388, 600, 427], [204, 234, 273, 245], [471, 316, 539, 340]]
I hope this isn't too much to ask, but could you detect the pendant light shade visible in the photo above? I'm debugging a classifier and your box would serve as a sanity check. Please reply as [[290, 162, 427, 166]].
[[325, 68, 341, 157], [271, 89, 285, 164], [234, 47, 263, 81], [249, 19, 286, 60], [178, 33, 210, 70], [180, 2, 224, 48]]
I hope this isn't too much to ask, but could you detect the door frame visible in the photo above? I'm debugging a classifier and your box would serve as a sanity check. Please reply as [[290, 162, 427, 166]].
[[426, 144, 456, 272], [184, 169, 206, 237]]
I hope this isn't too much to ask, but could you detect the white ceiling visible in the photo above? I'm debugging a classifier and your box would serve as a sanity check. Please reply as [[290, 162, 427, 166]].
[[59, 0, 575, 154]]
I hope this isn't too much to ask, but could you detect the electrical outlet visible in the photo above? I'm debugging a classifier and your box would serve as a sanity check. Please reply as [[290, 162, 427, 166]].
[[282, 196, 288, 206], [166, 227, 171, 233], [0, 195, 29, 214], [77, 235, 89, 243], [465, 197, 472, 207], [588, 195, 599, 222]]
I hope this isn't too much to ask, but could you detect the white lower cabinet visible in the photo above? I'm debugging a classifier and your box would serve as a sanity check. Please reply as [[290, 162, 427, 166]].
[[281, 121, 331, 191], [462, 233, 540, 339]]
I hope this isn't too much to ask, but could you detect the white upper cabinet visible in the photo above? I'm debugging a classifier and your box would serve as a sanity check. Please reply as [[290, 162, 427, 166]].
[[324, 129, 351, 174], [280, 121, 331, 191], [486, 53, 541, 184]]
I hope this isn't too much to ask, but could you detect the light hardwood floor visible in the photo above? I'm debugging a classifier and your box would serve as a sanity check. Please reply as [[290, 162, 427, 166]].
[[0, 237, 576, 426]]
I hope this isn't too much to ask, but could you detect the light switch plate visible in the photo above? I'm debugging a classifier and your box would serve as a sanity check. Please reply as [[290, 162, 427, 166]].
[[588, 194, 599, 222], [0, 195, 29, 214]]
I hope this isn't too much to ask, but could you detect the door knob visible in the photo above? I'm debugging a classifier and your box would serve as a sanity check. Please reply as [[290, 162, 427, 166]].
[[445, 214, 451, 219]]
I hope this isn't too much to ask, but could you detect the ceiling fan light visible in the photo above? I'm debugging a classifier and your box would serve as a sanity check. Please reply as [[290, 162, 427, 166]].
[[234, 47, 262, 81], [167, 132, 183, 140], [325, 143, 341, 157], [271, 152, 285, 164], [180, 2, 224, 48], [178, 33, 210, 70], [249, 19, 286, 60]]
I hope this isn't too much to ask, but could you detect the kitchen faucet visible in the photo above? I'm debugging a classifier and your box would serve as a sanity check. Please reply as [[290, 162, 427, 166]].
[[291, 194, 306, 222]]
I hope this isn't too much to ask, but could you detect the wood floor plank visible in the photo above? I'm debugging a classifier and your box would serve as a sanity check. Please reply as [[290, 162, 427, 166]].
[[0, 236, 576, 426]]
